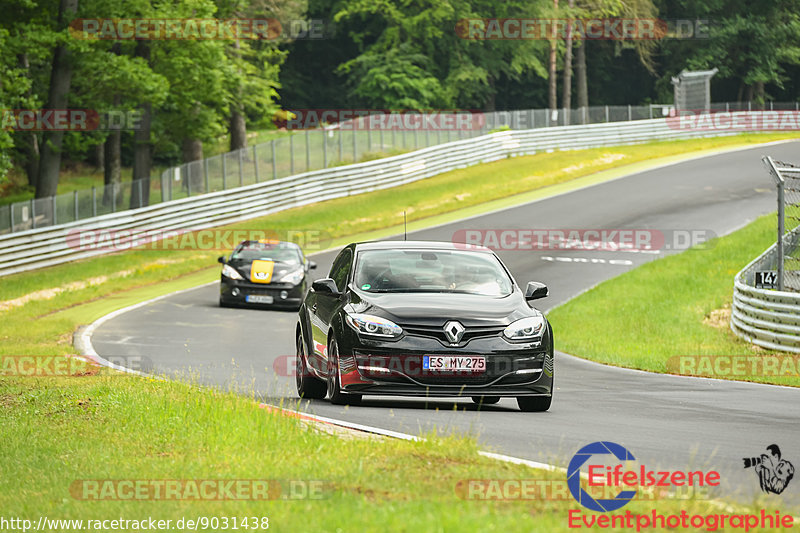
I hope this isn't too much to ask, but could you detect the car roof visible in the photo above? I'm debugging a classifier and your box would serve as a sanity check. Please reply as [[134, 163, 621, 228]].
[[353, 240, 492, 253]]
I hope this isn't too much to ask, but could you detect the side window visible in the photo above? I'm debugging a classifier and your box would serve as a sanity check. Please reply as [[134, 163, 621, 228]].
[[329, 249, 353, 291]]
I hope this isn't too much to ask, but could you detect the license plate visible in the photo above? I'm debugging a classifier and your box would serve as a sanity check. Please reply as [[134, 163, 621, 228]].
[[423, 356, 485, 372], [246, 294, 273, 304]]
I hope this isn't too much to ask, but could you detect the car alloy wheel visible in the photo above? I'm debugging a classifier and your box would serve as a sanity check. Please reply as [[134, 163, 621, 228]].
[[296, 333, 326, 399], [326, 337, 361, 406]]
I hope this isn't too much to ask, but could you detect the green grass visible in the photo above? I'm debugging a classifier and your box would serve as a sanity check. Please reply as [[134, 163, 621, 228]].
[[3, 132, 800, 530], [6, 373, 787, 531], [548, 213, 800, 386]]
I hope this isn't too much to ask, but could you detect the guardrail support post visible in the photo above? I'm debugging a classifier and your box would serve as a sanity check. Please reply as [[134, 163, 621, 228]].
[[338, 129, 343, 163], [137, 179, 143, 208], [74, 190, 79, 220], [92, 187, 97, 217], [31, 199, 36, 229], [272, 140, 277, 179], [323, 130, 328, 168], [204, 158, 209, 192], [52, 195, 57, 226], [112, 184, 117, 212], [353, 129, 357, 162], [10, 203, 14, 233]]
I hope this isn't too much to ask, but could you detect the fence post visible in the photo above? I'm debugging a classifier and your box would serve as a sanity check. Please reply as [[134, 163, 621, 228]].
[[352, 129, 357, 162], [338, 128, 343, 163], [368, 127, 372, 152], [272, 140, 277, 179], [137, 179, 143, 208], [238, 149, 244, 186], [92, 187, 97, 217], [627, 105, 632, 121], [290, 134, 295, 175], [10, 203, 14, 233], [74, 190, 79, 220], [187, 169, 192, 197], [778, 177, 785, 291], [605, 105, 609, 122], [204, 158, 209, 192], [765, 156, 786, 291], [323, 129, 328, 168], [254, 145, 260, 183], [305, 129, 310, 171], [222, 155, 227, 190]]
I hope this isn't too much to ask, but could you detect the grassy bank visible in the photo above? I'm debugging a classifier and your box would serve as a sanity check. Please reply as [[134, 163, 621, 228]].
[[2, 133, 799, 530], [548, 213, 800, 387]]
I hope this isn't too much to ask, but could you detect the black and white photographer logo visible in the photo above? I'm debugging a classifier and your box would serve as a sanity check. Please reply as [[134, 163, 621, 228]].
[[743, 444, 795, 495]]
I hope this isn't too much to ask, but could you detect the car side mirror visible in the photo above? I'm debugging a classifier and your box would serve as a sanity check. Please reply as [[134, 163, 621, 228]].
[[525, 281, 548, 301], [308, 261, 317, 270], [217, 256, 226, 264], [312, 278, 339, 296]]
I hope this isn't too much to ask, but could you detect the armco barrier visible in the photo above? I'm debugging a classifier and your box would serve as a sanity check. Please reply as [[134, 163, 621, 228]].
[[0, 117, 738, 277], [731, 231, 800, 353]]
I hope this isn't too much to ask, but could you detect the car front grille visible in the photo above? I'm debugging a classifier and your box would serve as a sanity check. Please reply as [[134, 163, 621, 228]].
[[401, 324, 506, 345]]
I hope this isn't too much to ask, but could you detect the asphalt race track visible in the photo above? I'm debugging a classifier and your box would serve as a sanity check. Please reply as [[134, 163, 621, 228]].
[[91, 142, 800, 506]]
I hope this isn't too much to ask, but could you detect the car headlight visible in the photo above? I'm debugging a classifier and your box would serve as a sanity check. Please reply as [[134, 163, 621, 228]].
[[503, 316, 545, 341], [222, 264, 243, 280], [279, 267, 305, 285], [344, 313, 403, 338]]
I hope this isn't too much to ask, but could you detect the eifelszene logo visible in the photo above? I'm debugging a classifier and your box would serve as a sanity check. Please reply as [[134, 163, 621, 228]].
[[743, 444, 795, 495], [567, 441, 720, 512]]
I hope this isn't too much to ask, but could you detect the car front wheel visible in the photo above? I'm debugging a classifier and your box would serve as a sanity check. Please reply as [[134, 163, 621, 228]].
[[296, 332, 326, 399], [327, 336, 361, 406], [517, 395, 552, 412]]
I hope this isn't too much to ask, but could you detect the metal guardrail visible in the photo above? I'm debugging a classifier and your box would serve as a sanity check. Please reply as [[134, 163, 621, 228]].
[[6, 100, 800, 236], [731, 228, 800, 353], [0, 116, 753, 277]]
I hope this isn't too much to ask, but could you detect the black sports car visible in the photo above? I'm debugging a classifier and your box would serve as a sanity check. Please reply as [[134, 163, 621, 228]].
[[295, 241, 554, 412], [218, 240, 316, 310]]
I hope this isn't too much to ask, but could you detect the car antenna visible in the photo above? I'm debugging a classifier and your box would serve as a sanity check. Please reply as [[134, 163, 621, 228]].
[[404, 210, 407, 241]]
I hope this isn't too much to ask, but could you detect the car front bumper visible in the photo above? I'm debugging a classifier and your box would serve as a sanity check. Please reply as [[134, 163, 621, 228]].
[[335, 327, 554, 397], [220, 277, 304, 308]]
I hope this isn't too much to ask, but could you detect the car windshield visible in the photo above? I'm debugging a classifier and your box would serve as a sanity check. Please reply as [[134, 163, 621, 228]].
[[354, 249, 513, 296], [231, 243, 302, 265]]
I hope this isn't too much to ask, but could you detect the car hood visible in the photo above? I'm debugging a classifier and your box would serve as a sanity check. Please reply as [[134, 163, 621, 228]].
[[347, 290, 535, 327], [227, 259, 302, 283]]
